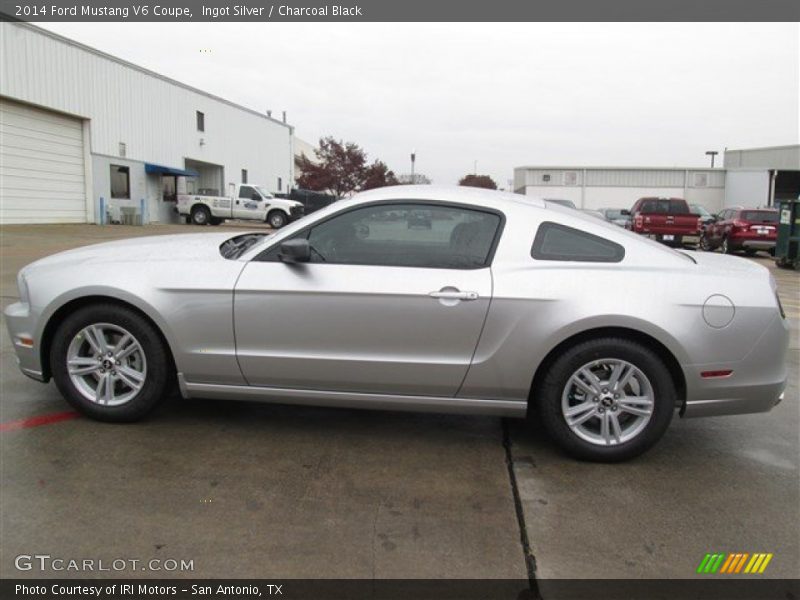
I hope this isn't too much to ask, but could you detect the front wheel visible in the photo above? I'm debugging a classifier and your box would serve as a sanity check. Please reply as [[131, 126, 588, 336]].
[[698, 233, 713, 251], [537, 338, 676, 461], [721, 236, 733, 254], [50, 304, 171, 422], [267, 210, 288, 229]]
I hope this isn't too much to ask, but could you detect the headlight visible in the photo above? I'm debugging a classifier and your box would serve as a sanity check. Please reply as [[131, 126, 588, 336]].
[[17, 270, 30, 304]]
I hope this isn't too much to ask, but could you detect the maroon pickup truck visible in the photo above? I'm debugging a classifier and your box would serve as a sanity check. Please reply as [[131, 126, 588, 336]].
[[627, 197, 703, 247]]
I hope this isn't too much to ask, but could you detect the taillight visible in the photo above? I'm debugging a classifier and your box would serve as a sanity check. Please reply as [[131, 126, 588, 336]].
[[696, 217, 703, 230]]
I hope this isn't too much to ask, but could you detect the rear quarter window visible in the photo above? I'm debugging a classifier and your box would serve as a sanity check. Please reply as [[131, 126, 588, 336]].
[[531, 222, 625, 263]]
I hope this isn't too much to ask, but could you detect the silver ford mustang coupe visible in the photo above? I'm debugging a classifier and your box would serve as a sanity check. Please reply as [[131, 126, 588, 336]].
[[5, 186, 789, 461]]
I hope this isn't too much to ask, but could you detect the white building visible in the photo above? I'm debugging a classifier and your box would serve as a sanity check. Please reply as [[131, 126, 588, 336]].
[[514, 145, 799, 214], [723, 144, 800, 209], [0, 22, 294, 225], [513, 166, 726, 212]]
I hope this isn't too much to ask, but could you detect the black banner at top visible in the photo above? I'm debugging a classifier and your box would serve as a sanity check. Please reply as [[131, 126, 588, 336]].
[[1, 0, 799, 22]]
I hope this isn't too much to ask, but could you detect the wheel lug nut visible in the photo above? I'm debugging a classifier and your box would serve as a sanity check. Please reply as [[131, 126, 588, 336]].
[[598, 408, 605, 413], [107, 352, 113, 357], [115, 360, 121, 365], [111, 370, 116, 375], [602, 388, 608, 393], [593, 397, 599, 402], [614, 394, 619, 399]]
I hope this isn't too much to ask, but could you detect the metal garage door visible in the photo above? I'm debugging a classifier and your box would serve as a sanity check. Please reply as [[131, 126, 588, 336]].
[[0, 98, 87, 224]]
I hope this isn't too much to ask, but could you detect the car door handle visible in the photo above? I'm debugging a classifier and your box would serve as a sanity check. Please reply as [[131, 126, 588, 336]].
[[429, 290, 479, 301]]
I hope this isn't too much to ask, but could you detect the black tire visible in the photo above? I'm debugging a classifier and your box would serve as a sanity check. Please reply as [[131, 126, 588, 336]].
[[721, 236, 733, 254], [537, 337, 676, 462], [744, 249, 757, 257], [209, 217, 223, 226], [50, 304, 172, 422], [267, 210, 287, 229], [698, 234, 713, 252], [191, 205, 211, 226]]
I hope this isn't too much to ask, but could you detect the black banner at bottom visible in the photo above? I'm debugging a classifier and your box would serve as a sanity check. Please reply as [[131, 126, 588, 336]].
[[2, 579, 799, 600]]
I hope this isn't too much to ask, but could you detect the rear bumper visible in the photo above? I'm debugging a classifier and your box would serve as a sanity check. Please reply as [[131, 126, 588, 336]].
[[735, 238, 776, 250], [682, 313, 789, 418]]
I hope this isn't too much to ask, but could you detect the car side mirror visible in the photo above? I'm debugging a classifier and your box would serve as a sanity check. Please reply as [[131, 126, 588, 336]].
[[278, 238, 311, 263], [620, 209, 630, 216]]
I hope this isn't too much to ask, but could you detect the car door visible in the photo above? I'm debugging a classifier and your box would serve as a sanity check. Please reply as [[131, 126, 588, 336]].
[[233, 185, 262, 220], [233, 201, 502, 397]]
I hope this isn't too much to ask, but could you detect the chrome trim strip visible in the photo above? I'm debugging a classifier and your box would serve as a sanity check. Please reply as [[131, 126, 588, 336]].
[[181, 380, 528, 417]]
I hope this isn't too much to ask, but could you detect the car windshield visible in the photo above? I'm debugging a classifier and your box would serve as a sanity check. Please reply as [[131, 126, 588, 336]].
[[741, 210, 778, 223], [691, 205, 711, 216], [604, 209, 625, 219], [255, 186, 274, 199]]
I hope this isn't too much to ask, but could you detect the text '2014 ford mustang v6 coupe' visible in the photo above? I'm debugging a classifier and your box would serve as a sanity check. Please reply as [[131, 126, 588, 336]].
[[5, 186, 788, 461]]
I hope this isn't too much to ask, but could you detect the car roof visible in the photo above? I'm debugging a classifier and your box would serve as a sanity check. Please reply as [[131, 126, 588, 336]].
[[353, 185, 546, 210]]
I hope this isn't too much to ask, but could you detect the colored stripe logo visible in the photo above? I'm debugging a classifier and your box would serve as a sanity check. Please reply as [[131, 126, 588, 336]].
[[697, 553, 773, 574]]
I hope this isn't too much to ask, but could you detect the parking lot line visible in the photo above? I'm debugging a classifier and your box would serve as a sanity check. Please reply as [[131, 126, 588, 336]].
[[0, 410, 78, 432]]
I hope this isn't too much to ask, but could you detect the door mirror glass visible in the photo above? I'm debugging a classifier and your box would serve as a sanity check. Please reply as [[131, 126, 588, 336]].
[[278, 238, 311, 263]]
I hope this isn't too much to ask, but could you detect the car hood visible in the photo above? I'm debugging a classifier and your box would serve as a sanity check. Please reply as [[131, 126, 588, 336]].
[[24, 232, 241, 271]]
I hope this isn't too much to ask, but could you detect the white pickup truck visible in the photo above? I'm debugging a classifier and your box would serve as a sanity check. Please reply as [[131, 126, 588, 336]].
[[177, 183, 304, 228]]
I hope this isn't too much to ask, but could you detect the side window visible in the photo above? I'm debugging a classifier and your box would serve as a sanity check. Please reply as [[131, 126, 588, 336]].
[[239, 185, 256, 199], [298, 203, 501, 269], [531, 222, 625, 263]]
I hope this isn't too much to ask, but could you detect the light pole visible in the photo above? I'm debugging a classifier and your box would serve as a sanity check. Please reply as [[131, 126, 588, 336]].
[[705, 150, 719, 168], [410, 149, 416, 184]]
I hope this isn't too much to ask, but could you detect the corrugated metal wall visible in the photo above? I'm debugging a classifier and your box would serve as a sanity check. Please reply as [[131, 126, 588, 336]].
[[0, 23, 293, 205]]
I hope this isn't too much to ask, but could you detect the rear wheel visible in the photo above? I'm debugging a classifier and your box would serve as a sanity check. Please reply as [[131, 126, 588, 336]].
[[50, 304, 171, 422], [537, 338, 676, 461], [744, 249, 757, 257], [191, 205, 211, 226]]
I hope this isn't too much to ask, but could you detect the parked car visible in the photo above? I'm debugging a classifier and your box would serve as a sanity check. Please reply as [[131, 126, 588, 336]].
[[599, 208, 631, 228], [581, 209, 607, 220], [690, 203, 715, 227], [177, 183, 304, 229], [275, 188, 338, 215], [627, 197, 703, 247], [5, 186, 788, 462], [699, 207, 779, 256], [544, 198, 577, 209]]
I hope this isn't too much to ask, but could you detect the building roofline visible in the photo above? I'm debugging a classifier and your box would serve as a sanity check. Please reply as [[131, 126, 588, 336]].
[[10, 22, 293, 131], [724, 144, 799, 153], [514, 166, 724, 171]]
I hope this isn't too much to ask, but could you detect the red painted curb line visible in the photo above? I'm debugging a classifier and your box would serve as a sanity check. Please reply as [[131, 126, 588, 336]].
[[0, 411, 79, 432]]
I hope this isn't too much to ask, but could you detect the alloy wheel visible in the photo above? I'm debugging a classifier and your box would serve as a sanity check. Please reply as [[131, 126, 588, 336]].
[[66, 323, 147, 406], [561, 359, 654, 446]]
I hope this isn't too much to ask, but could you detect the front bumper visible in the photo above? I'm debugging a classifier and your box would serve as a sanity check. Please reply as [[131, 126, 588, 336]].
[[682, 313, 789, 417], [289, 205, 305, 221], [4, 301, 47, 382]]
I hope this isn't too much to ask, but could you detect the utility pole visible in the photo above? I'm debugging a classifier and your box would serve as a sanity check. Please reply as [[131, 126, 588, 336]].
[[410, 149, 416, 184], [705, 150, 719, 168]]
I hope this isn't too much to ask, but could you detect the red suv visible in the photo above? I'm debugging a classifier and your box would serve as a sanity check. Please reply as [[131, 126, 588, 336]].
[[699, 207, 779, 255]]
